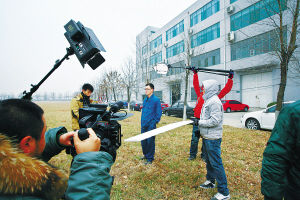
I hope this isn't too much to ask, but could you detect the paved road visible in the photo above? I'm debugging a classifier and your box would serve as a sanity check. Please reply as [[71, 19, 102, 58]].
[[223, 108, 263, 128]]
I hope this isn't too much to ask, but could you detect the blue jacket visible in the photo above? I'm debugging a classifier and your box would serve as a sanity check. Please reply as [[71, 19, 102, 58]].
[[0, 127, 113, 200], [141, 94, 162, 128]]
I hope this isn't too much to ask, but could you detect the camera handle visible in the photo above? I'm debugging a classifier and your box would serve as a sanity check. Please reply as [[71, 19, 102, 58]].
[[22, 47, 75, 100]]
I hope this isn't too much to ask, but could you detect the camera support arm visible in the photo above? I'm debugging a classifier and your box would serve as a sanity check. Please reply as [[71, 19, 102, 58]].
[[22, 47, 75, 100], [154, 63, 233, 76]]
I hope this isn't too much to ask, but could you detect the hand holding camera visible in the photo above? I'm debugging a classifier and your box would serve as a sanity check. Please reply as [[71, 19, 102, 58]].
[[59, 131, 76, 146], [73, 128, 101, 154]]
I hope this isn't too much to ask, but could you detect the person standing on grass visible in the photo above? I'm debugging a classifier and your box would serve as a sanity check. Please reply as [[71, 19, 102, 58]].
[[140, 83, 162, 165], [197, 79, 230, 200], [188, 69, 233, 161], [70, 83, 94, 130], [261, 100, 300, 200]]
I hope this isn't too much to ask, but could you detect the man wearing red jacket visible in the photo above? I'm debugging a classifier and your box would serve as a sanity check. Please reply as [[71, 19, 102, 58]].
[[188, 70, 233, 160]]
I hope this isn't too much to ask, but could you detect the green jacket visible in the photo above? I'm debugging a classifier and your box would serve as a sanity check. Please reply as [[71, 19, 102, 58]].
[[261, 100, 300, 199], [0, 127, 113, 200]]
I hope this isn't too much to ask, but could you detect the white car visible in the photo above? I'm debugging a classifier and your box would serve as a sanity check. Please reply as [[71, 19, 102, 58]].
[[241, 101, 295, 130]]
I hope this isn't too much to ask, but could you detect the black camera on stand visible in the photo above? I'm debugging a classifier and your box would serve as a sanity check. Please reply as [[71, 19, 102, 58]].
[[67, 102, 133, 161], [22, 19, 106, 100]]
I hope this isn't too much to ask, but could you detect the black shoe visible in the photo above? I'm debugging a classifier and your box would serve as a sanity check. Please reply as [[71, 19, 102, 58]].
[[144, 160, 152, 165], [139, 156, 146, 160], [188, 156, 196, 160], [199, 180, 216, 189]]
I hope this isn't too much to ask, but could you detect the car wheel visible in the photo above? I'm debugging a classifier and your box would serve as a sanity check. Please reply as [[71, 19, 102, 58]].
[[245, 118, 260, 130], [226, 108, 231, 113], [165, 111, 169, 116], [244, 107, 249, 112]]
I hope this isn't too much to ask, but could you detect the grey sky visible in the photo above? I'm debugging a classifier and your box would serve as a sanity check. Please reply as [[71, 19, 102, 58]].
[[0, 0, 196, 97]]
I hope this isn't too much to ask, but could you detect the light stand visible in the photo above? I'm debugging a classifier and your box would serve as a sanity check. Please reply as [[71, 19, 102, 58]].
[[22, 47, 74, 100], [154, 63, 233, 76]]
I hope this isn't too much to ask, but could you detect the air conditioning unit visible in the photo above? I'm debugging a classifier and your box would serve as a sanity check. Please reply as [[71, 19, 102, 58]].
[[164, 43, 168, 47], [228, 31, 235, 42], [189, 49, 193, 55], [227, 5, 235, 14], [188, 29, 193, 34], [250, 49, 255, 56]]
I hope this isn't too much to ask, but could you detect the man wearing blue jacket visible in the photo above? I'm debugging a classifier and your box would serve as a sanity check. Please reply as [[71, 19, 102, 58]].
[[0, 99, 113, 199], [140, 83, 162, 165]]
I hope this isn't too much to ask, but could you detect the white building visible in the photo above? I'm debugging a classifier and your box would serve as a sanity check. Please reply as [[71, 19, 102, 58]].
[[136, 0, 300, 108]]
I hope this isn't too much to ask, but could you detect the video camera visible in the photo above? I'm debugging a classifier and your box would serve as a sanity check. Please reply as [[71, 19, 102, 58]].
[[22, 19, 106, 100], [67, 101, 133, 161]]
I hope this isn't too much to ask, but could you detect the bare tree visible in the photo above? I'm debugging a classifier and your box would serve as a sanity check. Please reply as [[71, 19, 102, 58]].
[[273, 0, 299, 116], [244, 0, 300, 117], [121, 57, 137, 109], [178, 30, 194, 120], [105, 70, 122, 102]]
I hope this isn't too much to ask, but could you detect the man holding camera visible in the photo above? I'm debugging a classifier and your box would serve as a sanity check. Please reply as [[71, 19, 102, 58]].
[[188, 69, 233, 160], [0, 99, 113, 199], [71, 83, 94, 130], [140, 83, 162, 165]]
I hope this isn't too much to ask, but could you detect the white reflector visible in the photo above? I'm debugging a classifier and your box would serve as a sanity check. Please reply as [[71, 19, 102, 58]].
[[125, 120, 193, 142]]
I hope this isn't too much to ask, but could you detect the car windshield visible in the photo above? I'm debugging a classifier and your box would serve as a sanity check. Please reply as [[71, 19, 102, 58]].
[[267, 102, 294, 112], [221, 100, 226, 103]]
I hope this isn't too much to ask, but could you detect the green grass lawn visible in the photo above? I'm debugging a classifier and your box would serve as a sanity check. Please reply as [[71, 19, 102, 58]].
[[38, 101, 270, 200]]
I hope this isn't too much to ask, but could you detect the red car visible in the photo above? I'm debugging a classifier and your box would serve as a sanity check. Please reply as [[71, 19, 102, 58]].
[[160, 100, 169, 111], [221, 100, 249, 113]]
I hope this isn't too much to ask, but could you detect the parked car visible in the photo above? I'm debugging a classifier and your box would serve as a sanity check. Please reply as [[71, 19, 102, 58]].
[[241, 101, 295, 130], [119, 100, 128, 109], [130, 101, 143, 111], [160, 100, 169, 111], [222, 100, 249, 113], [108, 101, 117, 107], [163, 101, 195, 118]]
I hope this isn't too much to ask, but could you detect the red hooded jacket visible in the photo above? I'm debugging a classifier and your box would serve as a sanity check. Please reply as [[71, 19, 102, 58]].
[[193, 73, 233, 118]]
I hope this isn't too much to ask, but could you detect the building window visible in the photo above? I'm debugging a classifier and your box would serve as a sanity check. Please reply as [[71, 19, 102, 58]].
[[150, 51, 162, 66], [190, 0, 220, 27], [166, 61, 185, 76], [230, 0, 286, 31], [231, 26, 287, 61], [154, 91, 163, 100], [150, 35, 162, 51], [166, 40, 184, 58], [142, 59, 147, 68], [191, 88, 197, 101], [150, 70, 162, 80], [191, 48, 220, 68], [191, 22, 220, 48], [230, 0, 238, 3], [142, 45, 148, 55], [166, 20, 184, 41]]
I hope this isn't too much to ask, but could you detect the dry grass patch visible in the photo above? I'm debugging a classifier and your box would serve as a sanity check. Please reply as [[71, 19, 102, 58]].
[[37, 101, 269, 200]]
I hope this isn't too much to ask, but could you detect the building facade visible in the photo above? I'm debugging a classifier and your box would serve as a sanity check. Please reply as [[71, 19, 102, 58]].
[[136, 0, 300, 108]]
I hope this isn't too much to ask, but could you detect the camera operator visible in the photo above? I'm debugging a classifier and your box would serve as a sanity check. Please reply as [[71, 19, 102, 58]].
[[188, 69, 233, 161], [71, 83, 95, 131], [0, 99, 113, 199]]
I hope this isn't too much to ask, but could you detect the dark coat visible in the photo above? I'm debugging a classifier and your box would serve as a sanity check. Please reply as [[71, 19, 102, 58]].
[[261, 100, 300, 199]]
